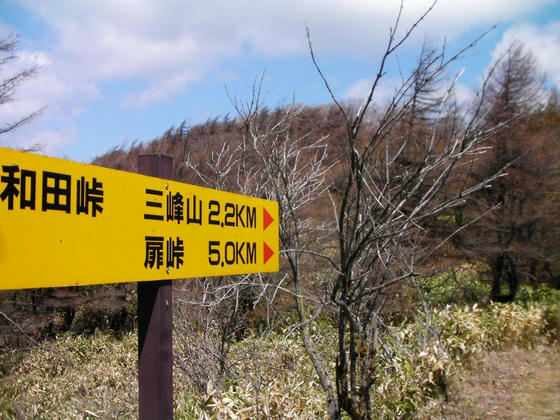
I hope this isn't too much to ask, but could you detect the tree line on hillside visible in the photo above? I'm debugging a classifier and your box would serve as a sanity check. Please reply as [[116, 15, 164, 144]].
[[102, 33, 558, 420], [91, 43, 559, 304]]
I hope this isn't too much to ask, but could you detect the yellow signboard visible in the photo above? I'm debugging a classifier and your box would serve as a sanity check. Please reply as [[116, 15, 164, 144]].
[[0, 147, 279, 290]]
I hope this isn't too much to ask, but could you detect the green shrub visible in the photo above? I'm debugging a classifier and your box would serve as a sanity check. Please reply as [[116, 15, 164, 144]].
[[515, 284, 560, 340], [417, 263, 490, 307]]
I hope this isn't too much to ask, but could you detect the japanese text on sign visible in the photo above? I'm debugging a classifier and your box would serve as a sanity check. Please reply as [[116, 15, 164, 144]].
[[1, 165, 103, 216], [0, 147, 279, 290]]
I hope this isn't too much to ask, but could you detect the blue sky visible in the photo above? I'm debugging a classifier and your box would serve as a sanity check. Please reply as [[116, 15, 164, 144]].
[[0, 0, 559, 163]]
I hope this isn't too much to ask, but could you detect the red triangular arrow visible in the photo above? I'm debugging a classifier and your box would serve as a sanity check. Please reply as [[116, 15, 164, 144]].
[[263, 208, 274, 231], [263, 242, 274, 264]]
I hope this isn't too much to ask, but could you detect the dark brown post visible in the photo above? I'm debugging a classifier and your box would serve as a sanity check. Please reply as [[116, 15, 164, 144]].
[[137, 154, 173, 420]]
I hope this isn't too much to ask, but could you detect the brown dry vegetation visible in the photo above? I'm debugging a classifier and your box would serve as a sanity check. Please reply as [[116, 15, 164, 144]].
[[422, 344, 560, 419], [3, 72, 558, 349], [0, 291, 558, 418], [1, 93, 559, 417], [91, 104, 347, 185]]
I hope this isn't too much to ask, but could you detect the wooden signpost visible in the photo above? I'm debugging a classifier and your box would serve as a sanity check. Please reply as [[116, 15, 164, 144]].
[[0, 147, 279, 418]]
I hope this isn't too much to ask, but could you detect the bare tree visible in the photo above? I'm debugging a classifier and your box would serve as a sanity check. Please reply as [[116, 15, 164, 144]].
[[0, 35, 43, 136], [452, 42, 560, 301], [299, 3, 518, 417], [178, 90, 332, 410], [176, 3, 520, 418]]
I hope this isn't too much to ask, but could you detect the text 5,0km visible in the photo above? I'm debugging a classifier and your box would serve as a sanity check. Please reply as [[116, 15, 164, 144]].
[[0, 147, 279, 290], [208, 240, 257, 266]]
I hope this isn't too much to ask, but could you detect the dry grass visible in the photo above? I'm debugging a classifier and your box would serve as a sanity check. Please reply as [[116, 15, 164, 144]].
[[175, 331, 333, 419], [0, 332, 137, 419], [0, 296, 557, 419], [420, 343, 560, 419]]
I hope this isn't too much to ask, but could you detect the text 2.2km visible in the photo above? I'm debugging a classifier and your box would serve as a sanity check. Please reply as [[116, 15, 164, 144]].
[[207, 201, 257, 228]]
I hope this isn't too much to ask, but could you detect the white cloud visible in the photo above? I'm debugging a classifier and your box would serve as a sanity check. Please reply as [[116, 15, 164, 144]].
[[0, 47, 101, 126], [343, 76, 402, 105], [452, 82, 475, 108], [15, 0, 556, 98], [343, 78, 375, 100], [119, 71, 198, 108], [343, 71, 476, 114], [27, 125, 78, 155], [0, 44, 98, 155], [0, 122, 78, 156], [492, 21, 560, 85], [1, 0, 556, 154], [0, 21, 15, 38]]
